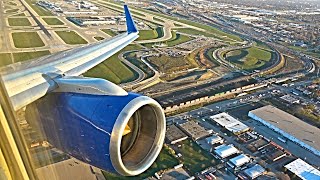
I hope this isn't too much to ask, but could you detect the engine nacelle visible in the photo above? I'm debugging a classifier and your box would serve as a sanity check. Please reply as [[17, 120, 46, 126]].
[[26, 89, 166, 176]]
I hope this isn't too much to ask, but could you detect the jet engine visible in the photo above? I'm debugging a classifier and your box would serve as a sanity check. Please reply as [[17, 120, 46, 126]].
[[25, 77, 166, 176]]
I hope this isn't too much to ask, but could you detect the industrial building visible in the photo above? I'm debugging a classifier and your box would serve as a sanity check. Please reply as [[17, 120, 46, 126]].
[[243, 164, 266, 179], [166, 125, 188, 144], [248, 105, 320, 157], [284, 158, 320, 180], [213, 144, 239, 159], [247, 138, 270, 152], [210, 113, 250, 135], [227, 154, 251, 169], [178, 121, 211, 140], [206, 135, 223, 145], [67, 16, 125, 27], [266, 150, 286, 162]]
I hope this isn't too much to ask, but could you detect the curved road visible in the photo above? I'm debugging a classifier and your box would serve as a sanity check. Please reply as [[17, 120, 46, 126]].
[[118, 51, 146, 87]]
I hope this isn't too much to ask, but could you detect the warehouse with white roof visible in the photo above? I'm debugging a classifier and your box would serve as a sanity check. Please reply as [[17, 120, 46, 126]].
[[227, 154, 251, 169], [248, 105, 320, 157], [214, 144, 239, 159], [284, 158, 320, 180], [210, 113, 250, 135], [243, 164, 266, 179], [206, 134, 223, 145]]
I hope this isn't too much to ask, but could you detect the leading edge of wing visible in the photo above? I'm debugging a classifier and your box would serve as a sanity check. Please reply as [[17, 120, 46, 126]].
[[2, 5, 139, 110]]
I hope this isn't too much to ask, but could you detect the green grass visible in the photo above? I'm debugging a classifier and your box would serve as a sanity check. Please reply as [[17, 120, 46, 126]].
[[55, 31, 87, 45], [148, 54, 194, 73], [13, 50, 50, 62], [24, 0, 53, 16], [12, 32, 45, 48], [254, 41, 271, 51], [205, 47, 221, 66], [137, 30, 158, 41], [5, 9, 19, 13], [0, 53, 13, 67], [101, 29, 118, 37], [84, 45, 142, 84], [8, 18, 31, 26], [100, 1, 242, 42], [247, 47, 272, 61], [166, 31, 192, 46], [179, 140, 217, 174], [42, 18, 64, 25], [142, 31, 192, 48], [124, 52, 154, 78], [177, 28, 217, 37], [94, 36, 104, 41], [137, 27, 163, 41], [103, 146, 179, 180], [226, 47, 272, 70]]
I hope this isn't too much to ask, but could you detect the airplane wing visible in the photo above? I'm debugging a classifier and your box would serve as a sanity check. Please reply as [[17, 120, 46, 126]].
[[1, 5, 139, 111], [1, 5, 166, 177]]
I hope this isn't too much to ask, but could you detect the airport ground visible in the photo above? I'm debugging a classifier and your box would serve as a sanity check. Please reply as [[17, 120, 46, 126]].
[[0, 0, 319, 179]]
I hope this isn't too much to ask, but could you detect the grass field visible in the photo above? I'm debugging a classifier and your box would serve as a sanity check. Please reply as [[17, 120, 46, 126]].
[[124, 52, 154, 78], [254, 41, 271, 51], [137, 30, 158, 41], [12, 32, 45, 48], [94, 36, 104, 41], [142, 31, 192, 48], [137, 27, 163, 41], [103, 146, 178, 180], [25, 0, 53, 16], [148, 54, 194, 73], [101, 29, 118, 37], [43, 18, 64, 25], [8, 18, 31, 26], [226, 47, 272, 70], [179, 140, 217, 174], [55, 31, 87, 45], [177, 28, 216, 38], [0, 53, 13, 67], [165, 31, 192, 46], [84, 45, 142, 84], [100, 1, 242, 42], [13, 50, 50, 62], [205, 47, 221, 66]]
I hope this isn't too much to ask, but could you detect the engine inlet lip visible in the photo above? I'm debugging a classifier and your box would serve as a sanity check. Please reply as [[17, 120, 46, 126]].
[[109, 96, 166, 176]]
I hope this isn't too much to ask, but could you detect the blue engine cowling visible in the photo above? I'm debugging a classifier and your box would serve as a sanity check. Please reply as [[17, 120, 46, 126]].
[[25, 91, 166, 176]]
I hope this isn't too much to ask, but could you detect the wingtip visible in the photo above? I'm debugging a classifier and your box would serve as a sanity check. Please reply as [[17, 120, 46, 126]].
[[124, 5, 138, 34]]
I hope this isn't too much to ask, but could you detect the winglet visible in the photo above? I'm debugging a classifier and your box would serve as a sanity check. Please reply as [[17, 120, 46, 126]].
[[124, 5, 138, 33]]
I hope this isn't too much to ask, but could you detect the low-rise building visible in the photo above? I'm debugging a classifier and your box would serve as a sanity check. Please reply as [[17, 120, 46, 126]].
[[206, 135, 223, 145], [243, 164, 266, 179], [227, 154, 251, 169], [166, 125, 188, 144], [266, 150, 286, 162], [284, 158, 320, 180], [210, 113, 250, 135], [178, 121, 211, 140], [214, 144, 239, 159], [248, 105, 320, 157]]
